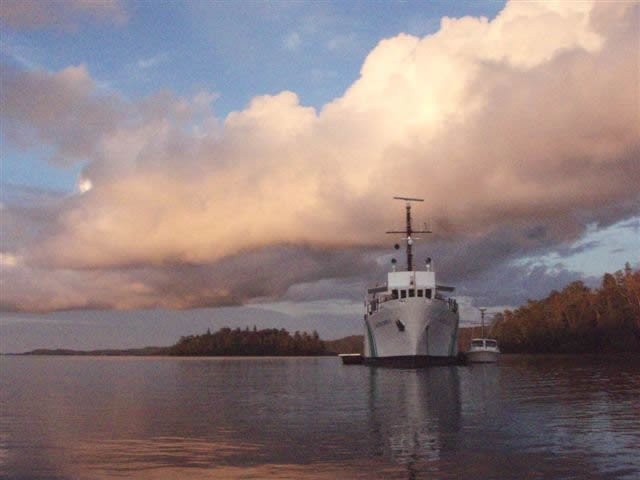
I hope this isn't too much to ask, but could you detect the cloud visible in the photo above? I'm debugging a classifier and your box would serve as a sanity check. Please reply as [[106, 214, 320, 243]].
[[283, 32, 302, 51], [1, 0, 638, 312], [326, 33, 358, 53], [0, 253, 21, 267], [0, 240, 376, 312], [137, 53, 170, 70], [0, 64, 123, 165], [0, 0, 127, 30], [252, 299, 362, 318]]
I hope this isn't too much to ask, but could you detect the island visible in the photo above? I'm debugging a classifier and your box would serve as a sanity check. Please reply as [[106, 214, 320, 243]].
[[18, 329, 364, 357]]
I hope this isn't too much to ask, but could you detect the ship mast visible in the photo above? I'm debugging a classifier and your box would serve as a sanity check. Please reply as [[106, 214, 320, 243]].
[[479, 307, 487, 338], [386, 196, 431, 271]]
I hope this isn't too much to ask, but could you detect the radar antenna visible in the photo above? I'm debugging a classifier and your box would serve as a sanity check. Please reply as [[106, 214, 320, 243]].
[[386, 196, 431, 271]]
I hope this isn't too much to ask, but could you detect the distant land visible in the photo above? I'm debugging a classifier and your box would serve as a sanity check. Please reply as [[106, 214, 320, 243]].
[[18, 346, 172, 357], [13, 266, 639, 356], [16, 330, 365, 357]]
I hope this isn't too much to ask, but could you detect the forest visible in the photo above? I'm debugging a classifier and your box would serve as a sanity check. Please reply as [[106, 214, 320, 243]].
[[169, 326, 328, 356], [491, 264, 640, 353]]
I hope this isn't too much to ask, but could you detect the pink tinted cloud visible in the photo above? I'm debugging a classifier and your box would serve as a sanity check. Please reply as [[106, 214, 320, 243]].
[[1, 0, 638, 312]]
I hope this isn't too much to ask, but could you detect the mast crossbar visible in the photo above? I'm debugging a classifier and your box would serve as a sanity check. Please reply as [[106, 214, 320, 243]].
[[393, 196, 424, 202]]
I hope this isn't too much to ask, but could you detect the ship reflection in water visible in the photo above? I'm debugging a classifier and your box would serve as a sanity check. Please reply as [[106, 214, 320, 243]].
[[367, 367, 461, 476], [1, 356, 639, 479]]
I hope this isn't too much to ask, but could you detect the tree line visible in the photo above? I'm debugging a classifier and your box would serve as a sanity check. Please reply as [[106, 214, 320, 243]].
[[491, 264, 640, 353], [169, 326, 328, 356]]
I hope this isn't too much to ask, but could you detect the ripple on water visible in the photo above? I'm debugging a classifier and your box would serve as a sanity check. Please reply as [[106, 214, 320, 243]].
[[1, 355, 639, 479]]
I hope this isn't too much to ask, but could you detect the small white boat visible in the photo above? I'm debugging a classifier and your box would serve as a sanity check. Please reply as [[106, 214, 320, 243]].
[[466, 338, 500, 363], [466, 307, 499, 363]]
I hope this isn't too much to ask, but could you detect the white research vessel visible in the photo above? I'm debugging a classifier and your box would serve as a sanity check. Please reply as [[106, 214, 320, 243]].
[[363, 197, 460, 367]]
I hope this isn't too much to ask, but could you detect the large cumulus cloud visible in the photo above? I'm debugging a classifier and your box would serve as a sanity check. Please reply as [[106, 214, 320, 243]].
[[1, 0, 638, 312]]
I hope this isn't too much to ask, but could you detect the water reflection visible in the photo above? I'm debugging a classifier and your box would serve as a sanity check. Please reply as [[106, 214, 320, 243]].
[[1, 356, 639, 480], [367, 366, 461, 474], [363, 358, 640, 480]]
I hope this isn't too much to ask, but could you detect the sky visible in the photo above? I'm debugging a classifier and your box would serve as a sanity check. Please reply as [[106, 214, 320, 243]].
[[0, 0, 638, 352]]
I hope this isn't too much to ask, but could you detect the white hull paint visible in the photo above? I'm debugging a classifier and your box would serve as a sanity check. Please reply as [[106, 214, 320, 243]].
[[364, 298, 459, 363], [466, 350, 499, 363]]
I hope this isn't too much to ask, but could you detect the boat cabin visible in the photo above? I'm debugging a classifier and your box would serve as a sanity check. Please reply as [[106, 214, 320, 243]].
[[367, 270, 458, 315], [469, 339, 499, 350], [388, 271, 435, 300]]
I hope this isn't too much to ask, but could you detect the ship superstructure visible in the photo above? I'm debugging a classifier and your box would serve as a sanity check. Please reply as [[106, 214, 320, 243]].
[[363, 197, 459, 366]]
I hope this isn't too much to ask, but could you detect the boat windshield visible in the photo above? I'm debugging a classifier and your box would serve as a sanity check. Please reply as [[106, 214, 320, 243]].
[[486, 340, 498, 348], [471, 340, 484, 347]]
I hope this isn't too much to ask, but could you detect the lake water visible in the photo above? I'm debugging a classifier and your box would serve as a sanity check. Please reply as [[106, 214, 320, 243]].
[[1, 355, 639, 479]]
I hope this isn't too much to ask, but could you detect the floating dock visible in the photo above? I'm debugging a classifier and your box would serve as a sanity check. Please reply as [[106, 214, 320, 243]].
[[339, 353, 363, 365]]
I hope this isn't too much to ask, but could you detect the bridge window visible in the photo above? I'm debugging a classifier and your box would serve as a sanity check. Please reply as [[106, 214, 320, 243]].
[[417, 289, 423, 297], [409, 289, 415, 297], [400, 290, 407, 299], [392, 289, 398, 299], [425, 289, 432, 299]]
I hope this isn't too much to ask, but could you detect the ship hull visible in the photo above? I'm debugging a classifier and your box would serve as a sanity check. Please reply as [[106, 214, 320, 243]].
[[466, 350, 499, 363], [363, 355, 460, 367], [364, 298, 459, 366]]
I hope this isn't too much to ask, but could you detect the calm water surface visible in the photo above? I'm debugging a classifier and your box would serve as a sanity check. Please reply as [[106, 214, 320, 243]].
[[1, 355, 639, 479]]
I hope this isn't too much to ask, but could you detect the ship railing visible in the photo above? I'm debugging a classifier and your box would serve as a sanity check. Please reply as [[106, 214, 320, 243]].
[[377, 294, 394, 304], [447, 298, 458, 313]]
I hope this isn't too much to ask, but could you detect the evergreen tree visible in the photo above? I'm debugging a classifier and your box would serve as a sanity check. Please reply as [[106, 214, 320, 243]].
[[169, 326, 328, 356]]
